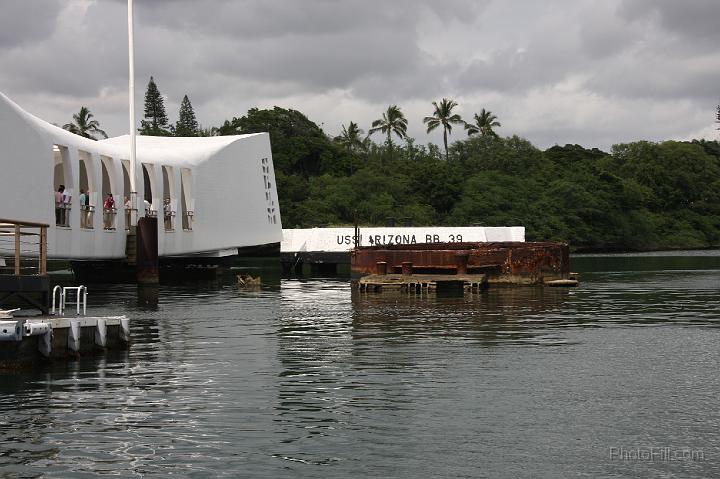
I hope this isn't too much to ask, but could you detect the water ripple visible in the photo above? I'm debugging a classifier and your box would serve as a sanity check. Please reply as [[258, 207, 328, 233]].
[[0, 257, 719, 477]]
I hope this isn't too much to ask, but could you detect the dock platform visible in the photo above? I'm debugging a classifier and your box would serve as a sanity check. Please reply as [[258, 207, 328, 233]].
[[2, 219, 131, 366], [357, 273, 488, 294], [0, 315, 130, 366]]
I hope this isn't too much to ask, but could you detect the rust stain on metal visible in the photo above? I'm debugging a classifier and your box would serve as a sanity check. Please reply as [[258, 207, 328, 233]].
[[351, 242, 571, 285]]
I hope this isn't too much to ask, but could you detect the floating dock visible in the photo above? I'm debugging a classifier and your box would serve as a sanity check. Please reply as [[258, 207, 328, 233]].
[[358, 273, 488, 294], [1, 219, 131, 367], [352, 241, 577, 288], [0, 315, 130, 366]]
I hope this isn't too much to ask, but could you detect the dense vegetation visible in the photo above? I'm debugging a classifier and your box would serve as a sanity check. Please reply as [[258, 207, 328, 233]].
[[68, 79, 720, 252], [224, 106, 720, 252]]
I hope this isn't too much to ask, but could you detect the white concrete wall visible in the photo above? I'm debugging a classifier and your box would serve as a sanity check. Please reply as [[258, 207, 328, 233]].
[[161, 133, 282, 256], [281, 226, 525, 253], [0, 93, 282, 260]]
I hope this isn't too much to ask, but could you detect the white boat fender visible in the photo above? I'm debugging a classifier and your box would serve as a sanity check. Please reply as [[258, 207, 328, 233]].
[[120, 317, 130, 343], [24, 322, 51, 336], [0, 320, 23, 341], [95, 318, 107, 348], [68, 320, 81, 353], [38, 328, 52, 358]]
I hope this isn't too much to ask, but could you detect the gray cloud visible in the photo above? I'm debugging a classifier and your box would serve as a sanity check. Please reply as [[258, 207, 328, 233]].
[[619, 0, 720, 49], [0, 0, 63, 48], [0, 0, 718, 150]]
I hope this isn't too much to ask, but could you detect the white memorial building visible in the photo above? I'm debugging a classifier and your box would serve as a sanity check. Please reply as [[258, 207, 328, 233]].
[[0, 92, 282, 261]]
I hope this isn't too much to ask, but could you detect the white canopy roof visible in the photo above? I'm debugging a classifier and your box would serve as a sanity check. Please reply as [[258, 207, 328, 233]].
[[1, 91, 260, 166]]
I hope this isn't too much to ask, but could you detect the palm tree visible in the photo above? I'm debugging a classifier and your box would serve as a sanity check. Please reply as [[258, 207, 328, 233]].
[[465, 108, 501, 138], [338, 122, 364, 152], [423, 98, 464, 161], [368, 105, 408, 161], [337, 121, 364, 174], [63, 106, 107, 140]]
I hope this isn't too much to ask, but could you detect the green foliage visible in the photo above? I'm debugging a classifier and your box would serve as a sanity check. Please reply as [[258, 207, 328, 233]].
[[218, 106, 338, 178], [175, 95, 199, 136], [201, 103, 720, 251], [139, 76, 171, 136], [63, 106, 107, 140], [423, 98, 464, 160], [465, 109, 501, 137], [368, 105, 408, 161]]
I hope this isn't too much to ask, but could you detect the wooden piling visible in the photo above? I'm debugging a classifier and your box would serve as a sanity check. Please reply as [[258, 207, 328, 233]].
[[136, 217, 159, 284]]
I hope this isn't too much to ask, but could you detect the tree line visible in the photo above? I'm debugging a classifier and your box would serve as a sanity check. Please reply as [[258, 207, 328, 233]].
[[61, 78, 720, 252]]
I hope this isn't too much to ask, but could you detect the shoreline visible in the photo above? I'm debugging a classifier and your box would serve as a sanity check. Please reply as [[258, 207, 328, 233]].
[[571, 245, 720, 255]]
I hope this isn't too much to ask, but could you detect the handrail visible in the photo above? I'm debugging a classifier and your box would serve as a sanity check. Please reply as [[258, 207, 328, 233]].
[[51, 285, 88, 316], [64, 286, 87, 316], [0, 218, 50, 228], [0, 219, 47, 276], [51, 285, 63, 314]]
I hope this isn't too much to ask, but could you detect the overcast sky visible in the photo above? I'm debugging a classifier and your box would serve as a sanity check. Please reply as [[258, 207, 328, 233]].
[[1, 0, 719, 151]]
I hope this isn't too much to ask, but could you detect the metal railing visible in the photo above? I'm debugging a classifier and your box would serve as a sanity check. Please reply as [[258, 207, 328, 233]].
[[0, 218, 48, 276], [51, 285, 87, 316], [164, 210, 176, 231], [183, 211, 194, 231], [103, 207, 118, 230], [81, 205, 95, 229], [57, 203, 72, 227]]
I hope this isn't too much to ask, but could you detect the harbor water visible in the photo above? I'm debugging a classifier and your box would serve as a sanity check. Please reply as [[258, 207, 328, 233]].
[[1, 252, 719, 478]]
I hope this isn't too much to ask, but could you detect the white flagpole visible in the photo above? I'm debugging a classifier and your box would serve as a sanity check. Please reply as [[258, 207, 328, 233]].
[[128, 0, 138, 223]]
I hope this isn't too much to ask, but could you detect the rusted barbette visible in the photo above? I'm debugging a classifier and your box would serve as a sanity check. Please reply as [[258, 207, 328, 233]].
[[351, 241, 578, 292]]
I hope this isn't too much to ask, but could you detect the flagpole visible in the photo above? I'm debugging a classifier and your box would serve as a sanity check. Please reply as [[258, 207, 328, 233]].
[[128, 0, 138, 223]]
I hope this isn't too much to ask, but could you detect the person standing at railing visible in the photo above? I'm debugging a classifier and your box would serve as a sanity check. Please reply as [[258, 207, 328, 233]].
[[103, 193, 115, 230], [79, 188, 87, 228], [54, 185, 65, 225], [62, 187, 72, 226], [124, 195, 131, 229], [163, 197, 172, 230]]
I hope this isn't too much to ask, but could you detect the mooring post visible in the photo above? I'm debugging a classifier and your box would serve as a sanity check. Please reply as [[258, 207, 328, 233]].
[[455, 252, 469, 275], [136, 216, 159, 284], [401, 261, 413, 276]]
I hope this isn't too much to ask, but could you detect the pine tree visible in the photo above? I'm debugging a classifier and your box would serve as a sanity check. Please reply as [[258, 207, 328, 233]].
[[716, 103, 720, 130], [139, 76, 171, 136], [175, 95, 199, 136]]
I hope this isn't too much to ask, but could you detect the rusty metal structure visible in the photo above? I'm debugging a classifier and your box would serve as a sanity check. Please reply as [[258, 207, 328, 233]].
[[351, 242, 571, 286]]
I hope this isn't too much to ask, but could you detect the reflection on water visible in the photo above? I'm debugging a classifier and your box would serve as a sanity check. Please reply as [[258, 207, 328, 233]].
[[1, 253, 720, 478]]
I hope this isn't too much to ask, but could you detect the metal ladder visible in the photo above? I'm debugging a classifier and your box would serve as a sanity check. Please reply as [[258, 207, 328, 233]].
[[51, 285, 88, 316]]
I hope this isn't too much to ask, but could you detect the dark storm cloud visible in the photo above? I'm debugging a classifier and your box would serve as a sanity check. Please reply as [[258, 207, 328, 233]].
[[456, 42, 582, 94], [0, 0, 718, 149], [2, 1, 127, 97], [0, 0, 63, 48], [127, 0, 482, 39], [618, 0, 720, 48]]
